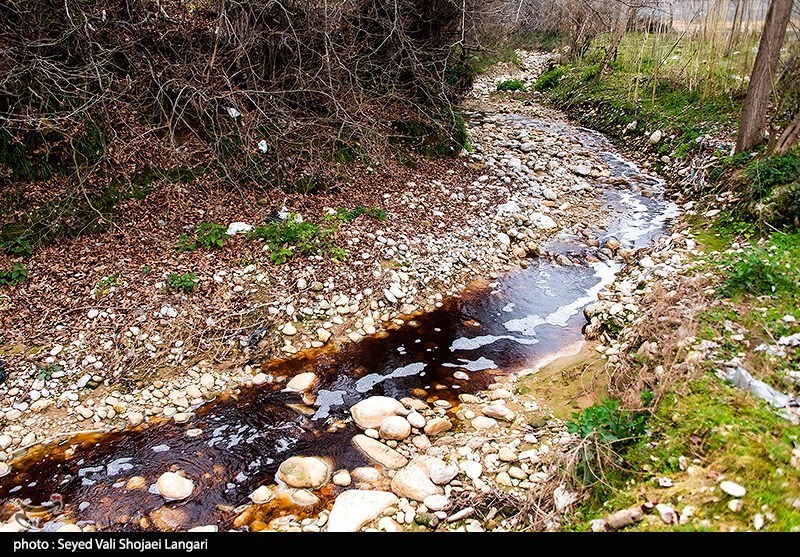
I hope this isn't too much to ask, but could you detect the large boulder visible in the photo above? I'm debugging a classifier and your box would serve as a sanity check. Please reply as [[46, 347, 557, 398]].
[[276, 456, 331, 489], [327, 490, 399, 532], [350, 396, 407, 429]]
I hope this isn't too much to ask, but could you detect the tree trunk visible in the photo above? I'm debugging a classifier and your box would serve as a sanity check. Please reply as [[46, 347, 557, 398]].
[[772, 111, 800, 155], [597, 5, 636, 78], [735, 0, 794, 153]]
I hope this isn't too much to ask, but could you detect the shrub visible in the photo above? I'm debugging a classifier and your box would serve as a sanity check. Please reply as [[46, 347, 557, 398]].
[[177, 222, 229, 252], [496, 79, 526, 92], [335, 206, 387, 222], [567, 398, 648, 445], [0, 263, 28, 286], [247, 213, 344, 265], [1, 236, 32, 258], [534, 66, 564, 91], [166, 272, 199, 293], [746, 154, 800, 200]]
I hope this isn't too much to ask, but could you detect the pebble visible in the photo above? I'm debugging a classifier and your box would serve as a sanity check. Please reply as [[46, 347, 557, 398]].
[[720, 481, 747, 498]]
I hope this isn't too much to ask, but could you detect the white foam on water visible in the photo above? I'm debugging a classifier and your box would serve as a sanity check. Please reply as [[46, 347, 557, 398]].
[[355, 362, 427, 393], [502, 303, 516, 313], [442, 356, 498, 372], [450, 334, 538, 351], [106, 457, 134, 476], [151, 444, 170, 453], [504, 261, 620, 335]]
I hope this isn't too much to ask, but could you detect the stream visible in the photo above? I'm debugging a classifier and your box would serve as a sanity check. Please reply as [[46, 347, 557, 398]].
[[0, 110, 678, 532]]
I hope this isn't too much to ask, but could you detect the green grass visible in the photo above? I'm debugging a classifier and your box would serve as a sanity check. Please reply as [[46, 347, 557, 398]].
[[247, 214, 345, 265], [715, 231, 800, 299], [166, 272, 199, 294], [567, 375, 800, 531], [334, 205, 387, 223], [497, 79, 526, 92]]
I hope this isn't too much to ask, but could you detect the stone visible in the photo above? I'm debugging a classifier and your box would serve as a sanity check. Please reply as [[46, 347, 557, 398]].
[[0, 463, 9, 477], [352, 435, 408, 469], [649, 130, 663, 144], [291, 490, 319, 506], [200, 373, 215, 390], [498, 447, 517, 462], [286, 372, 316, 392], [572, 165, 591, 176], [350, 396, 406, 429], [423, 494, 450, 511], [720, 480, 746, 498], [249, 486, 275, 504], [423, 417, 452, 436], [149, 507, 189, 530], [333, 470, 352, 487], [378, 516, 404, 532], [125, 476, 147, 490], [471, 416, 497, 429], [156, 472, 194, 501], [497, 233, 511, 246], [317, 328, 332, 343], [277, 456, 331, 489], [379, 416, 412, 440], [460, 460, 483, 480], [406, 411, 425, 429], [127, 412, 144, 427], [482, 405, 515, 421], [327, 490, 398, 532], [391, 462, 443, 502], [604, 507, 643, 531], [0, 435, 12, 450], [656, 503, 677, 524], [520, 142, 536, 152], [173, 413, 191, 424], [728, 499, 744, 512], [55, 524, 83, 532], [282, 323, 297, 336], [188, 525, 218, 532]]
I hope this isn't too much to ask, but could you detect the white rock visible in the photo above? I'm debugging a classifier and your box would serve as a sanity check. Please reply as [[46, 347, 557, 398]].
[[87, 309, 99, 319], [460, 460, 483, 480], [200, 373, 215, 390], [391, 461, 443, 502], [649, 130, 663, 144], [350, 396, 406, 429], [277, 456, 331, 488], [471, 416, 497, 429], [379, 416, 412, 440], [720, 480, 746, 498], [423, 494, 450, 511], [249, 485, 275, 504], [406, 411, 425, 429], [352, 435, 408, 469], [286, 372, 316, 392], [157, 472, 194, 500], [317, 328, 332, 343], [327, 490, 398, 532], [333, 470, 352, 487], [282, 323, 298, 336]]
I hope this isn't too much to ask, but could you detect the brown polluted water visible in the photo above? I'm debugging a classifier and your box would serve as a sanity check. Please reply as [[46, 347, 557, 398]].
[[0, 112, 677, 532]]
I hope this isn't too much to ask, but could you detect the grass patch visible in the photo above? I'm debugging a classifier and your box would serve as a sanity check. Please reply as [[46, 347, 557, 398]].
[[497, 79, 526, 92], [166, 272, 199, 294], [247, 214, 345, 265], [177, 222, 229, 252], [333, 205, 387, 223], [715, 231, 800, 299]]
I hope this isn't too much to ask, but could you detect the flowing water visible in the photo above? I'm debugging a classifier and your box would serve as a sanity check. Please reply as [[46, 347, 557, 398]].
[[0, 112, 678, 531]]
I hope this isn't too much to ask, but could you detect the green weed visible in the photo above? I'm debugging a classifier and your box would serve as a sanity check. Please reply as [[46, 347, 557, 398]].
[[247, 214, 344, 265], [497, 79, 526, 92], [0, 263, 28, 287], [166, 272, 199, 293], [177, 222, 229, 252], [1, 236, 32, 258]]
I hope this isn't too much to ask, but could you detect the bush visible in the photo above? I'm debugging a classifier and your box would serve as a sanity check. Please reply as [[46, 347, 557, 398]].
[[0, 263, 28, 286], [534, 66, 564, 91], [497, 79, 526, 92], [568, 398, 648, 445], [166, 272, 199, 294], [746, 154, 800, 200], [0, 236, 32, 258], [177, 222, 229, 252], [247, 214, 344, 265]]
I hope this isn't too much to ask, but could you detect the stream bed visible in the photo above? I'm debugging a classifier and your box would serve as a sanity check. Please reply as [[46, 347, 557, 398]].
[[0, 112, 678, 532]]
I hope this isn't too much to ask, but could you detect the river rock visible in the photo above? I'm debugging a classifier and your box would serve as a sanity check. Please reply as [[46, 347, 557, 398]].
[[249, 486, 275, 504], [460, 460, 483, 480], [291, 489, 319, 506], [498, 447, 517, 462], [471, 416, 497, 429], [482, 405, 515, 421], [286, 372, 316, 392], [127, 412, 144, 427], [277, 456, 331, 489], [149, 506, 189, 530], [350, 396, 407, 429], [391, 460, 444, 501], [0, 463, 9, 477], [327, 490, 398, 532], [282, 323, 297, 336], [55, 523, 83, 532], [200, 373, 215, 390], [406, 411, 425, 429], [719, 481, 746, 498], [379, 416, 412, 440], [156, 472, 194, 501], [333, 470, 352, 487], [423, 417, 452, 436], [649, 130, 663, 144], [352, 435, 408, 469], [423, 494, 450, 511]]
